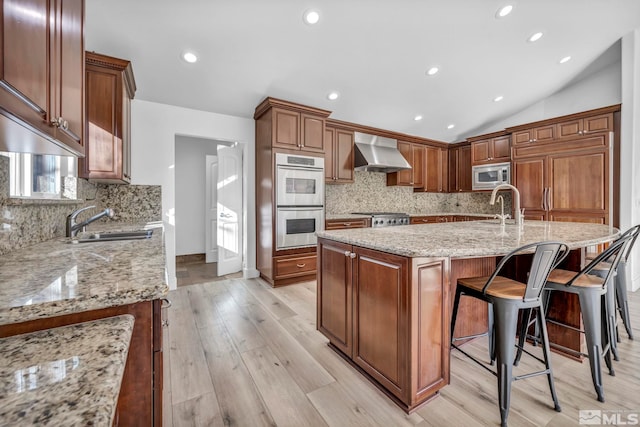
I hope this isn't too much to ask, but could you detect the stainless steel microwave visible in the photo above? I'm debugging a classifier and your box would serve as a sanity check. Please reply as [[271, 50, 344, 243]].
[[472, 162, 511, 190]]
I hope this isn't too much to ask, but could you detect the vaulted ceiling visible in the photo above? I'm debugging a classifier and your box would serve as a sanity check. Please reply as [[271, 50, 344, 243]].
[[85, 0, 640, 142]]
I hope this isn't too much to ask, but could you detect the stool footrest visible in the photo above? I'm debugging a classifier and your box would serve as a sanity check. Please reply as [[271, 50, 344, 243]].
[[514, 369, 551, 381]]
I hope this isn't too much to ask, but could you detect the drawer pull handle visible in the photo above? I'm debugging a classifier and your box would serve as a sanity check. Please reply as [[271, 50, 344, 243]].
[[296, 263, 306, 268], [343, 222, 351, 226], [161, 298, 172, 309]]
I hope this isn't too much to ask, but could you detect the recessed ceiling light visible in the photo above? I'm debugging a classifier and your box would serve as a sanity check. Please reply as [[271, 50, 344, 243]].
[[528, 32, 543, 42], [494, 95, 504, 102], [559, 55, 572, 64], [414, 115, 423, 121], [426, 67, 439, 76], [447, 124, 455, 129], [182, 52, 198, 63], [495, 5, 513, 18], [303, 9, 320, 25], [327, 91, 339, 101]]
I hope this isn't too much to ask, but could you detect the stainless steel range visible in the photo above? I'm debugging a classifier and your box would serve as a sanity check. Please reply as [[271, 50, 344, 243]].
[[352, 212, 410, 228]]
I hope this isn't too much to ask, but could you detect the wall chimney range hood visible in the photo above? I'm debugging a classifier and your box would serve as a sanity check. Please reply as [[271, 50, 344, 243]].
[[353, 132, 411, 173]]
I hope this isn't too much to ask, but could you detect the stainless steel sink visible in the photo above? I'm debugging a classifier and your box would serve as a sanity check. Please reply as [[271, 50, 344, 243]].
[[74, 229, 154, 243]]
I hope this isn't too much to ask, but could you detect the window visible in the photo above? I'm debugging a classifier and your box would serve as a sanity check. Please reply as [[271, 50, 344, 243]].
[[1, 152, 77, 199]]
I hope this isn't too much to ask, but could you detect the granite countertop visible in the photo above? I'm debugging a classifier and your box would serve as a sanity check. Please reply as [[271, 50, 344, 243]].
[[0, 222, 168, 326], [325, 212, 495, 220], [0, 315, 134, 426], [317, 220, 620, 258]]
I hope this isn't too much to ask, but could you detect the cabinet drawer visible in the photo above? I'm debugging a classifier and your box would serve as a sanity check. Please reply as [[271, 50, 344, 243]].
[[325, 218, 369, 229], [274, 254, 317, 279]]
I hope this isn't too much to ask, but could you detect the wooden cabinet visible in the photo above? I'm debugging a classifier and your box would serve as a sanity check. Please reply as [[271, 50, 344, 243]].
[[387, 141, 424, 188], [271, 108, 326, 153], [448, 143, 472, 192], [424, 146, 448, 192], [325, 218, 370, 230], [317, 238, 449, 412], [410, 215, 451, 224], [0, 0, 85, 156], [556, 112, 613, 140], [512, 134, 610, 224], [0, 299, 164, 426], [325, 126, 354, 183], [254, 98, 331, 287], [470, 134, 510, 165], [79, 52, 136, 183], [512, 124, 556, 146]]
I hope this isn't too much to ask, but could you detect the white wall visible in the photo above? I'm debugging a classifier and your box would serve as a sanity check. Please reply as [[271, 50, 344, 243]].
[[174, 136, 218, 256], [621, 30, 640, 292], [130, 100, 257, 289]]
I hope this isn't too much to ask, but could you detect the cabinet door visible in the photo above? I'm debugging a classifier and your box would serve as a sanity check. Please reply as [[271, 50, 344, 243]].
[[557, 118, 582, 139], [491, 135, 511, 161], [424, 146, 441, 192], [317, 239, 353, 356], [82, 66, 121, 179], [51, 0, 84, 152], [0, 0, 51, 128], [583, 113, 613, 135], [513, 157, 546, 212], [471, 140, 490, 164], [548, 149, 608, 214], [353, 246, 409, 400], [458, 144, 472, 191], [387, 140, 413, 186], [412, 144, 425, 189], [533, 125, 555, 143], [272, 108, 300, 149], [324, 128, 335, 181], [300, 113, 324, 153], [335, 129, 354, 182]]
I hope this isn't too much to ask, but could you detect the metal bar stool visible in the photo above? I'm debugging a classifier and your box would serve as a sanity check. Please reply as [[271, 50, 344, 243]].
[[451, 241, 569, 427], [587, 225, 639, 342], [517, 234, 631, 403]]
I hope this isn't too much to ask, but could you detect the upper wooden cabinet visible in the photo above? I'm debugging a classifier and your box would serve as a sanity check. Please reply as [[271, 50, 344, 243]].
[[423, 146, 448, 192], [507, 107, 616, 147], [325, 126, 354, 183], [387, 141, 424, 188], [448, 143, 472, 192], [0, 0, 85, 156], [79, 52, 136, 183], [470, 133, 510, 165]]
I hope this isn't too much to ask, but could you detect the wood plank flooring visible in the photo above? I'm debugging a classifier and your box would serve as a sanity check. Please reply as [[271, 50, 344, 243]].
[[163, 277, 640, 427]]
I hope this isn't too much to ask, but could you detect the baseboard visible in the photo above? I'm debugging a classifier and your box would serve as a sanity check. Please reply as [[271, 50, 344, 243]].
[[176, 253, 205, 265], [243, 268, 260, 279]]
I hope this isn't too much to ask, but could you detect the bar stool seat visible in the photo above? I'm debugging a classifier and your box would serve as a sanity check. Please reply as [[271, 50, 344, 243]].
[[546, 269, 605, 287], [451, 241, 569, 427]]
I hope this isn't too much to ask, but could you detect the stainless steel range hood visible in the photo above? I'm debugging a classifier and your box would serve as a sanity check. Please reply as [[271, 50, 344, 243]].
[[353, 132, 411, 173]]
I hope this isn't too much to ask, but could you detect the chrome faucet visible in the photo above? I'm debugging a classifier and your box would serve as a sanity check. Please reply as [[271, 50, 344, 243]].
[[490, 183, 524, 227], [493, 195, 510, 226], [66, 206, 115, 237]]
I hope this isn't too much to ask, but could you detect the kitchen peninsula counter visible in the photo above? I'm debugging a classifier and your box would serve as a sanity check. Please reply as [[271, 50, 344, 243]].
[[316, 220, 618, 413], [0, 315, 134, 426], [0, 222, 168, 426]]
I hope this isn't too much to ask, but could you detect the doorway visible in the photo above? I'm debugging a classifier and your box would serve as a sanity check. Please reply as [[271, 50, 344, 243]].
[[174, 135, 243, 286]]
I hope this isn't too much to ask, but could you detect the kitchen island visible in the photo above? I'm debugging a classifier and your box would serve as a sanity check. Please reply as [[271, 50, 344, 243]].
[[316, 220, 619, 412], [0, 222, 168, 426]]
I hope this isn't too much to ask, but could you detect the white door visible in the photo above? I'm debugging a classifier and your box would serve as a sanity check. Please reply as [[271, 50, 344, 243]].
[[216, 144, 243, 275], [205, 155, 218, 263]]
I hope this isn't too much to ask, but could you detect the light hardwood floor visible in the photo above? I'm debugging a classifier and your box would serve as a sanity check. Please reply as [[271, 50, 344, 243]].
[[162, 278, 640, 427]]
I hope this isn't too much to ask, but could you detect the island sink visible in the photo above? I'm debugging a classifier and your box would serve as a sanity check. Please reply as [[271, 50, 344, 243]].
[[74, 229, 154, 243]]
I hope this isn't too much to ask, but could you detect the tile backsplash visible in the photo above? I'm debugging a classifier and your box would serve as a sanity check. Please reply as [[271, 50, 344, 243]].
[[0, 155, 161, 255], [326, 171, 512, 215]]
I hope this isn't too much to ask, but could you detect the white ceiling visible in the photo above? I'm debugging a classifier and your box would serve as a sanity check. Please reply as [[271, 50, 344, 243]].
[[85, 0, 640, 142]]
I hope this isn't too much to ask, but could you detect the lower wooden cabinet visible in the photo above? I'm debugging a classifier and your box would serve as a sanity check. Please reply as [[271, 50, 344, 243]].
[[274, 253, 317, 280], [317, 238, 449, 412], [325, 218, 370, 230], [0, 300, 164, 426], [410, 215, 452, 224]]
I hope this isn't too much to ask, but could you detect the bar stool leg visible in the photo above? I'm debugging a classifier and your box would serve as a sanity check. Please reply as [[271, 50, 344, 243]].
[[488, 302, 495, 365], [604, 280, 619, 361], [514, 308, 532, 366], [537, 306, 561, 412], [451, 288, 462, 344], [616, 262, 634, 339], [493, 301, 519, 427], [600, 294, 614, 377], [579, 290, 606, 402]]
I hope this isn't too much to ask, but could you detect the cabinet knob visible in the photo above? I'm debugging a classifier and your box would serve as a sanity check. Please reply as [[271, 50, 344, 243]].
[[51, 117, 68, 130], [349, 253, 356, 259], [344, 251, 351, 257]]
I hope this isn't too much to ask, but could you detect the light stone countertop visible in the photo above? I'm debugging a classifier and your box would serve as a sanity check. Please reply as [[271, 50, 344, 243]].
[[0, 315, 134, 426], [0, 222, 168, 326], [316, 220, 620, 258], [325, 212, 496, 221]]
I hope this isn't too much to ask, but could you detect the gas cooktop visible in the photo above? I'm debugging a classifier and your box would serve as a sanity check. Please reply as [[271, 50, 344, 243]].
[[351, 212, 410, 227]]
